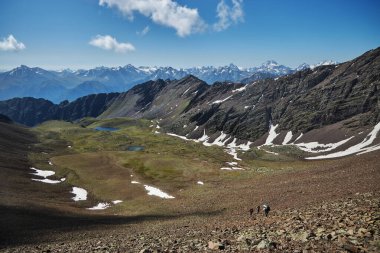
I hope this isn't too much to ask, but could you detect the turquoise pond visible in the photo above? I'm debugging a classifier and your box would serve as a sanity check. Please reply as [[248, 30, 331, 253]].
[[94, 126, 119, 132], [127, 146, 145, 151]]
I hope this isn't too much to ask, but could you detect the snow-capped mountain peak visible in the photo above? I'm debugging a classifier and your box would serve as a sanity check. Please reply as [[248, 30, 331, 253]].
[[227, 63, 240, 70], [296, 63, 311, 71], [8, 65, 51, 77], [310, 60, 338, 69], [262, 60, 279, 68]]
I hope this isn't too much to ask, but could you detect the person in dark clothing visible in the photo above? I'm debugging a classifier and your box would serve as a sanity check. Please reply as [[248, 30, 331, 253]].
[[249, 208, 254, 216], [263, 204, 270, 217], [257, 205, 260, 214]]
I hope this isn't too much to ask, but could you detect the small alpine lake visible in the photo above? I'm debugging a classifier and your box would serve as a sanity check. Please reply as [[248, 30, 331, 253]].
[[94, 126, 119, 132], [127, 146, 145, 151]]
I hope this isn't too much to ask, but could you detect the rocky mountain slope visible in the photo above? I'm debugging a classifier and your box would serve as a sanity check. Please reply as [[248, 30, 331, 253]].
[[0, 48, 378, 151], [0, 93, 119, 126], [98, 47, 379, 144], [4, 192, 378, 252]]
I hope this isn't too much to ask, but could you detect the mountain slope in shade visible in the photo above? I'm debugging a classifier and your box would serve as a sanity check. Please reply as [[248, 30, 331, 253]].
[[0, 93, 119, 126], [100, 75, 208, 120], [0, 113, 36, 173]]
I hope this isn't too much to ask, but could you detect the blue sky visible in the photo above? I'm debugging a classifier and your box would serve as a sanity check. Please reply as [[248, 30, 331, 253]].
[[0, 0, 379, 70]]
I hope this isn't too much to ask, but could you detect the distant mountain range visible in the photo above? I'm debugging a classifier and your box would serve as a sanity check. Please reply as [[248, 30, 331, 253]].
[[0, 60, 337, 103], [0, 48, 377, 144]]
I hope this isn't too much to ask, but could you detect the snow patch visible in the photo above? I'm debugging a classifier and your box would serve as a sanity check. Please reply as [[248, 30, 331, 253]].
[[32, 178, 62, 184], [296, 137, 353, 153], [167, 133, 190, 141], [131, 181, 140, 184], [166, 129, 250, 161], [112, 200, 123, 204], [210, 131, 230, 146], [264, 150, 279, 156], [225, 148, 242, 161], [264, 124, 279, 145], [182, 87, 191, 96], [282, 131, 293, 145], [212, 95, 233, 104], [306, 122, 380, 159], [144, 185, 175, 199], [221, 167, 243, 171], [227, 138, 238, 148], [232, 85, 247, 93], [198, 129, 209, 142], [197, 181, 204, 185], [71, 187, 88, 201], [87, 202, 110, 210], [30, 167, 55, 178], [30, 167, 65, 184], [238, 141, 252, 151], [356, 143, 380, 155]]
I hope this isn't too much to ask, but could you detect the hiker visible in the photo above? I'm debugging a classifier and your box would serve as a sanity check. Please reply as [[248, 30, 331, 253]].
[[257, 205, 260, 214], [249, 208, 254, 216], [263, 204, 270, 217]]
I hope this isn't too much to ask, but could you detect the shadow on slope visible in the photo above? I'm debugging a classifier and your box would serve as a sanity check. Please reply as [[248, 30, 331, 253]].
[[0, 205, 224, 247]]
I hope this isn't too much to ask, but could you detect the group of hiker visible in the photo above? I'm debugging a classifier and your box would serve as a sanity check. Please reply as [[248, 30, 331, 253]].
[[250, 204, 270, 217]]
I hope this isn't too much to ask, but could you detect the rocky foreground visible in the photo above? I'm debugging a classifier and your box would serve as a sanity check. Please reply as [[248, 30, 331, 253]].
[[4, 192, 379, 253]]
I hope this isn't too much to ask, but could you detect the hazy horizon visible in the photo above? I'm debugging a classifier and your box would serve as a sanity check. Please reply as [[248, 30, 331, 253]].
[[0, 59, 343, 72]]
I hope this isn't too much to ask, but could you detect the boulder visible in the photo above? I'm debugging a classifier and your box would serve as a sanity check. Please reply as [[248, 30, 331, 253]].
[[208, 241, 225, 250]]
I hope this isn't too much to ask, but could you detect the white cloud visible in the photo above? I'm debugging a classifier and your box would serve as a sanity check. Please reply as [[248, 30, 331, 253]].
[[99, 0, 205, 37], [137, 26, 150, 36], [89, 35, 135, 53], [0, 35, 26, 51], [214, 0, 244, 32]]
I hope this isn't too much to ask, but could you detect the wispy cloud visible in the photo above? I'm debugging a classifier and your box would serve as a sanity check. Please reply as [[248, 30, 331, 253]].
[[89, 35, 135, 53], [99, 0, 205, 37], [214, 0, 244, 32], [0, 35, 26, 51], [137, 26, 150, 36]]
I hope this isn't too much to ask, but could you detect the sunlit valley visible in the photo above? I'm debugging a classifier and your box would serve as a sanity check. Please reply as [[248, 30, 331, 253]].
[[0, 1, 379, 252]]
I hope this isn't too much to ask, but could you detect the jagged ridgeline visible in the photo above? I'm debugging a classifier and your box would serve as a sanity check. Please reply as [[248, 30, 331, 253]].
[[0, 62, 296, 103], [0, 47, 379, 144]]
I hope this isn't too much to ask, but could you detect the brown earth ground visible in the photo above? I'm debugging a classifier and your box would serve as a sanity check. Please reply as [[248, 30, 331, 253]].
[[1, 147, 379, 252]]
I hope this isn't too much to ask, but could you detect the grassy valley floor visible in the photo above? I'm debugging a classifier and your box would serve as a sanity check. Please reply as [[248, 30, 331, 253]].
[[0, 118, 379, 252]]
